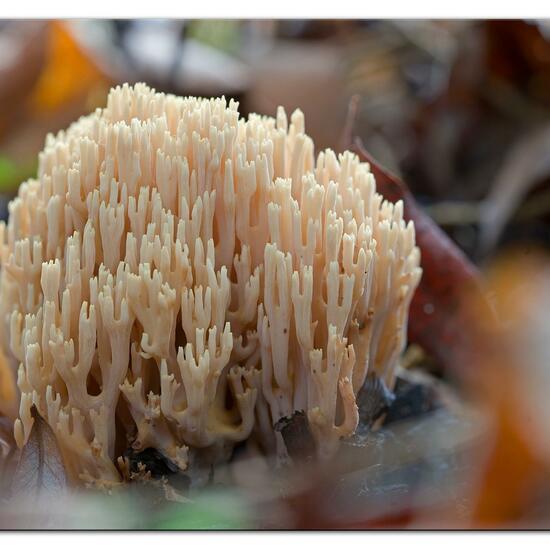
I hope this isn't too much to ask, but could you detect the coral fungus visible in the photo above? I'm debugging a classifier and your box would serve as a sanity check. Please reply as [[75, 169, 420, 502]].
[[0, 83, 421, 482]]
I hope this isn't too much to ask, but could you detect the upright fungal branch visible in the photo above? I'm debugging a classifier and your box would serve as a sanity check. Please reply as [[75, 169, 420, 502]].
[[0, 83, 421, 482]]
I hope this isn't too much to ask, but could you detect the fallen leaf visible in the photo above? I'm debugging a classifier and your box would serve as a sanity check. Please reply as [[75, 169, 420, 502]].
[[466, 254, 550, 527], [10, 405, 68, 497]]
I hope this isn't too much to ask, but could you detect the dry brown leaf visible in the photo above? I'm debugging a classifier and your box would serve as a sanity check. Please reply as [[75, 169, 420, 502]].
[[10, 405, 68, 497]]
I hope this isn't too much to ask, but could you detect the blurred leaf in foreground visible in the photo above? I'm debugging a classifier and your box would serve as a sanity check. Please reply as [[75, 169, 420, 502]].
[[153, 491, 252, 530], [467, 252, 550, 528]]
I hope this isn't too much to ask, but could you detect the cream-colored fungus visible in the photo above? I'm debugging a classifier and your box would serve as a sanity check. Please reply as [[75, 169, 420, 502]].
[[0, 83, 421, 482]]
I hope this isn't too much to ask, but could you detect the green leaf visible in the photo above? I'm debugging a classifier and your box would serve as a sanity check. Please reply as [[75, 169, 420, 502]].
[[0, 156, 37, 192], [153, 491, 251, 530]]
